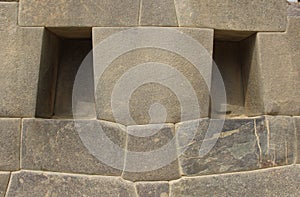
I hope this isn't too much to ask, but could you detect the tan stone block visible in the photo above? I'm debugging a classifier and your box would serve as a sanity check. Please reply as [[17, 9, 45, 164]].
[[19, 0, 140, 27], [0, 118, 20, 171], [0, 172, 10, 197]]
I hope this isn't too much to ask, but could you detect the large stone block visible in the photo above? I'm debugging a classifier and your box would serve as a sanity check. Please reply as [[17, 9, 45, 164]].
[[0, 118, 20, 171], [177, 118, 263, 176], [140, 0, 178, 26], [246, 17, 300, 116], [19, 0, 140, 27], [135, 181, 169, 197], [6, 170, 137, 197], [174, 0, 287, 32], [122, 124, 180, 181], [93, 27, 214, 125], [0, 172, 10, 197], [170, 165, 300, 196], [21, 119, 127, 175], [0, 3, 44, 117]]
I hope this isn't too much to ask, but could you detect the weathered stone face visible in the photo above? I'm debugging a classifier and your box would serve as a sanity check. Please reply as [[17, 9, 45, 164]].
[[0, 119, 20, 171], [21, 119, 127, 175], [6, 171, 137, 197], [0, 3, 44, 117], [135, 182, 169, 197], [174, 0, 287, 32], [18, 0, 140, 27], [293, 117, 300, 164], [170, 165, 300, 196], [93, 27, 213, 125], [0, 172, 10, 197]]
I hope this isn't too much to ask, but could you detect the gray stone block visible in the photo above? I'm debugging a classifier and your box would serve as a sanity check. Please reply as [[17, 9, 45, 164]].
[[0, 118, 20, 171], [93, 27, 213, 125], [6, 170, 137, 197], [21, 119, 127, 175], [0, 172, 10, 197], [19, 0, 140, 27], [170, 165, 300, 197], [122, 124, 181, 181], [266, 116, 296, 166], [253, 17, 300, 115], [295, 117, 300, 164], [140, 0, 178, 26], [174, 0, 287, 32], [0, 3, 44, 117], [177, 118, 262, 176], [135, 181, 169, 197]]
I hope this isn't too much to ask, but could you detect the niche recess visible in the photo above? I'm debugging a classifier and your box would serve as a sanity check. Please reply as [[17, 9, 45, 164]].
[[213, 30, 259, 116], [35, 28, 94, 118]]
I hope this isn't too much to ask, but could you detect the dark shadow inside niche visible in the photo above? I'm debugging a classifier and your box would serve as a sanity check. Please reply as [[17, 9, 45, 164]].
[[212, 31, 258, 116], [35, 28, 94, 118]]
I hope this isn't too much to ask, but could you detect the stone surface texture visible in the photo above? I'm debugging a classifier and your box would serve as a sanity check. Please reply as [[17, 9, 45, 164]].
[[93, 27, 213, 125], [0, 119, 20, 171], [19, 0, 140, 27], [170, 165, 300, 197], [21, 119, 126, 175], [6, 170, 137, 197], [174, 0, 287, 31], [0, 172, 10, 197], [294, 117, 300, 164], [0, 3, 44, 117], [135, 181, 169, 197]]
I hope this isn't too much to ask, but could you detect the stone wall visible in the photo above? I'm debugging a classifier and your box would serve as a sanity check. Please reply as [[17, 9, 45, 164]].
[[0, 0, 299, 196]]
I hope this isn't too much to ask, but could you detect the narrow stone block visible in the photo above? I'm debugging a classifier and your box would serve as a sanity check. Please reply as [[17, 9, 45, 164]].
[[93, 27, 214, 125], [295, 117, 300, 164], [122, 124, 181, 181], [174, 0, 286, 32], [140, 0, 178, 26], [266, 116, 296, 166], [21, 119, 127, 175], [0, 172, 10, 197], [19, 0, 140, 27], [177, 118, 262, 176], [0, 119, 20, 171], [170, 165, 300, 196], [135, 181, 169, 197], [0, 3, 44, 117], [6, 170, 137, 197]]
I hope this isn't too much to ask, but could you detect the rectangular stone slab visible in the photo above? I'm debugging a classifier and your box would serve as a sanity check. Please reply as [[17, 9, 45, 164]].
[[295, 117, 300, 164], [21, 119, 127, 175], [93, 27, 213, 125], [6, 170, 137, 197], [19, 0, 140, 27], [0, 3, 44, 117], [0, 118, 20, 171], [174, 0, 287, 32], [170, 165, 300, 196]]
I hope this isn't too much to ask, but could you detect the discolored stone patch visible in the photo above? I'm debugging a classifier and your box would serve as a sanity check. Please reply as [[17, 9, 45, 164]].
[[170, 165, 300, 196], [295, 117, 300, 164], [21, 119, 127, 175], [0, 119, 20, 171], [6, 170, 137, 197]]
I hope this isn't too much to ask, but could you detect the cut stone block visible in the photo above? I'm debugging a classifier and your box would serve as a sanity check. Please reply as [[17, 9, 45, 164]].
[[93, 27, 214, 125], [265, 116, 296, 166], [295, 117, 300, 164], [177, 118, 263, 176], [21, 119, 127, 175], [0, 3, 44, 117], [135, 181, 169, 197], [0, 172, 10, 197], [122, 124, 181, 181], [140, 0, 178, 26], [0, 118, 20, 171], [6, 170, 137, 197], [19, 0, 140, 27], [174, 0, 287, 32], [249, 17, 300, 115], [170, 165, 300, 196]]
